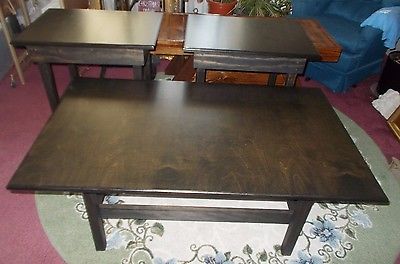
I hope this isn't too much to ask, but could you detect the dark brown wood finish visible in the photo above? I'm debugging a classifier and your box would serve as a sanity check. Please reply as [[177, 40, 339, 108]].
[[8, 79, 388, 204], [184, 14, 320, 87], [152, 13, 341, 85], [27, 46, 146, 65], [193, 52, 306, 87], [38, 63, 59, 111], [12, 9, 163, 111], [281, 201, 313, 255], [99, 204, 293, 223], [68, 64, 79, 80], [184, 15, 320, 60], [83, 193, 107, 251], [193, 52, 307, 73], [7, 79, 388, 255], [12, 9, 163, 49], [155, 14, 340, 62]]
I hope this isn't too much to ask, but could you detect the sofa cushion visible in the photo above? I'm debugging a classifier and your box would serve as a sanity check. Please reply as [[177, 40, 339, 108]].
[[325, 0, 382, 23], [382, 0, 400, 7], [361, 6, 400, 48]]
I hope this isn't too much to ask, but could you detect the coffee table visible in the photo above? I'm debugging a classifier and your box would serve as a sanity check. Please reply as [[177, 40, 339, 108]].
[[12, 9, 163, 112], [184, 14, 321, 86], [7, 79, 388, 256]]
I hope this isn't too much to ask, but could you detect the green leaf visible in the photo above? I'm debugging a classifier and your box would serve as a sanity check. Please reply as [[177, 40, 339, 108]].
[[238, 0, 291, 17], [355, 204, 364, 210], [242, 244, 253, 255], [134, 219, 146, 225], [345, 228, 357, 239], [339, 214, 348, 219], [259, 250, 268, 261], [150, 222, 164, 237], [319, 203, 328, 209], [273, 244, 281, 253], [224, 251, 231, 260], [126, 240, 136, 250]]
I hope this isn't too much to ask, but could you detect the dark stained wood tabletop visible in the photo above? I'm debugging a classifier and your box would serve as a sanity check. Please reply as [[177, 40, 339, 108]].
[[12, 9, 163, 49], [8, 79, 388, 204], [184, 14, 320, 61]]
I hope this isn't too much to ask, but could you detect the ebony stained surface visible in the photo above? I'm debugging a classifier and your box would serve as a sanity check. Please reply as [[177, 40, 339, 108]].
[[7, 79, 388, 204], [12, 9, 163, 49], [184, 14, 320, 61]]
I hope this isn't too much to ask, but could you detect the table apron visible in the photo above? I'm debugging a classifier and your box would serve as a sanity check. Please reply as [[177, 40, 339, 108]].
[[193, 52, 307, 74], [27, 46, 146, 66]]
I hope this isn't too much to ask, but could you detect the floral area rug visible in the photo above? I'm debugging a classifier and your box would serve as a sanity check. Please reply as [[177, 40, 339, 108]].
[[35, 110, 400, 264]]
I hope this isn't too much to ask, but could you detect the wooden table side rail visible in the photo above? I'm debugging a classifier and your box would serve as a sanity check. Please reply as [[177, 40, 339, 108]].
[[193, 52, 307, 86], [28, 46, 147, 65]]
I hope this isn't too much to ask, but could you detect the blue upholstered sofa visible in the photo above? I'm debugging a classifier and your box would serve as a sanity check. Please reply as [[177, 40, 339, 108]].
[[292, 0, 400, 92]]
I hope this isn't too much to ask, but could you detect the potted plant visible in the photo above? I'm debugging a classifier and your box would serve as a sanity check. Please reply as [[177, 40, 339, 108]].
[[237, 0, 291, 17], [207, 0, 238, 16]]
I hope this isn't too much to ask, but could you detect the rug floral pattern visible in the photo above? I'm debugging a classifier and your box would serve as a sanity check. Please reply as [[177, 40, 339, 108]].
[[67, 193, 378, 264]]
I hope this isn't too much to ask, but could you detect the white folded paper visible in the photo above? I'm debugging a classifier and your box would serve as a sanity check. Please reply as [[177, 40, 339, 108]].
[[372, 89, 400, 119]]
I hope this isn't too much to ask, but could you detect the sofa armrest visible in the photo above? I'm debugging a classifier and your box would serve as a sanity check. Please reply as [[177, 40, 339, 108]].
[[291, 0, 331, 17], [357, 26, 387, 65]]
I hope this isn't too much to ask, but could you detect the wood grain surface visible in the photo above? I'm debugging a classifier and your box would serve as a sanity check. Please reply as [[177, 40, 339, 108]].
[[153, 13, 189, 56], [7, 79, 387, 205], [153, 14, 340, 61], [12, 9, 163, 49], [184, 14, 320, 61]]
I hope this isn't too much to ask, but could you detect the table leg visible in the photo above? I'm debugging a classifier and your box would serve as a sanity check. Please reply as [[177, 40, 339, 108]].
[[133, 66, 143, 80], [268, 73, 277, 86], [133, 53, 152, 81], [196, 68, 206, 83], [143, 54, 153, 80], [99, 66, 107, 79], [165, 56, 186, 75], [173, 56, 196, 82], [281, 201, 313, 255], [83, 193, 107, 251], [38, 63, 59, 112], [68, 65, 79, 81], [285, 74, 297, 88]]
